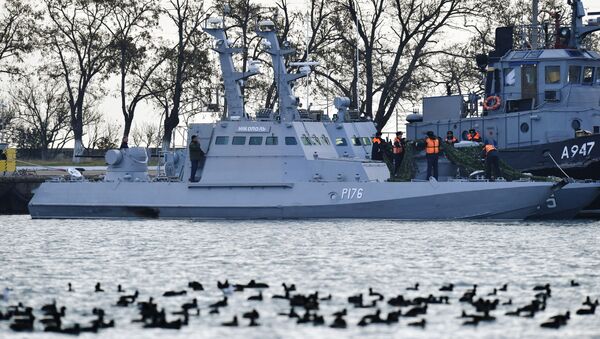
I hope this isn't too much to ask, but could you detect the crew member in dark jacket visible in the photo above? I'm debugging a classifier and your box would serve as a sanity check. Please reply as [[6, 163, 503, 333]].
[[481, 141, 502, 180], [189, 135, 204, 182], [119, 136, 129, 149], [371, 132, 384, 161]]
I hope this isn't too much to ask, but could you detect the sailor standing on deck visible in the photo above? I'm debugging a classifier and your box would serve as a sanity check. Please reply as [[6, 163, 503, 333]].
[[481, 141, 502, 180], [189, 135, 205, 182], [425, 131, 440, 180], [371, 132, 384, 161], [392, 131, 405, 176]]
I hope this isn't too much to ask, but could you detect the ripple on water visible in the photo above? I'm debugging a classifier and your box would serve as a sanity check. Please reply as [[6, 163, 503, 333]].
[[0, 216, 599, 338]]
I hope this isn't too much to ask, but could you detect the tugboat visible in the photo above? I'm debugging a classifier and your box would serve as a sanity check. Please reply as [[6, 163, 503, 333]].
[[28, 15, 598, 220], [406, 0, 600, 179]]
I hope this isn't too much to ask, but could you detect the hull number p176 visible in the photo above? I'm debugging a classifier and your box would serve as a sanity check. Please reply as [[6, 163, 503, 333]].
[[341, 188, 364, 200]]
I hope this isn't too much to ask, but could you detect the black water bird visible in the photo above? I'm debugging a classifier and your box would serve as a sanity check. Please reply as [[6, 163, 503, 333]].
[[222, 316, 238, 327], [583, 296, 598, 307], [217, 280, 230, 290], [163, 290, 187, 297], [369, 287, 384, 300], [61, 323, 81, 335], [439, 284, 454, 292], [570, 280, 580, 287], [533, 283, 550, 291], [95, 282, 104, 292], [248, 291, 263, 301], [320, 294, 332, 301], [245, 280, 269, 288], [272, 290, 290, 299], [488, 288, 497, 296], [576, 304, 596, 315], [499, 283, 508, 292], [209, 308, 219, 314], [330, 315, 347, 328], [210, 296, 228, 308], [502, 299, 512, 305], [248, 317, 260, 326], [182, 298, 198, 310], [404, 305, 427, 317], [283, 283, 296, 292], [406, 283, 419, 291], [188, 281, 204, 291], [67, 283, 73, 292], [549, 311, 570, 324], [408, 318, 426, 328], [118, 284, 124, 293], [243, 309, 260, 319]]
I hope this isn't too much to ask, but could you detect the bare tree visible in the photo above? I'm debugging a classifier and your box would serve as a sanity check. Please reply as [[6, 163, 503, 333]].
[[132, 122, 160, 148], [9, 75, 72, 159], [0, 0, 39, 75], [155, 0, 211, 150], [43, 0, 116, 162], [105, 0, 167, 141]]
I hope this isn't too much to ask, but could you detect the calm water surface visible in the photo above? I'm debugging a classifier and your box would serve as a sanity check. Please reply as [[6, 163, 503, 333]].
[[0, 215, 599, 338]]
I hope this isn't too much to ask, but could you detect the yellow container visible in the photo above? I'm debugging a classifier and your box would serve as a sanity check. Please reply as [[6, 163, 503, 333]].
[[0, 148, 16, 172]]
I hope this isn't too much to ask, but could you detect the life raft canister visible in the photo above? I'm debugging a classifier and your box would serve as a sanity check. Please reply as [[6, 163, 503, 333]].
[[483, 95, 501, 110]]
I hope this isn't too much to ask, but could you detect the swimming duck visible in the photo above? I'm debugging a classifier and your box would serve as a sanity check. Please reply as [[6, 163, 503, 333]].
[[406, 283, 419, 291], [188, 281, 204, 291], [95, 283, 104, 292], [439, 284, 454, 292], [247, 292, 263, 301], [408, 318, 426, 328], [163, 290, 187, 297], [221, 316, 238, 327]]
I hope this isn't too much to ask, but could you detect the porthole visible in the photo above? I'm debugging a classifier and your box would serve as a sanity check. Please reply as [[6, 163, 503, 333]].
[[572, 119, 581, 130], [520, 122, 529, 133]]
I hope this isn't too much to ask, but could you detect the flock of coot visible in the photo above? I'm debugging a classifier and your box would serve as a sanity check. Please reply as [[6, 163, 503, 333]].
[[0, 279, 597, 335]]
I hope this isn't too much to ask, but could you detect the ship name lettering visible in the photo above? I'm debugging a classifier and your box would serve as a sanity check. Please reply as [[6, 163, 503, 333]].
[[341, 188, 363, 200], [560, 141, 595, 159]]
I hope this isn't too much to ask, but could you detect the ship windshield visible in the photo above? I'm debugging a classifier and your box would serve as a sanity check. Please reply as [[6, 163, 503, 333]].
[[266, 136, 278, 145], [336, 138, 347, 146], [301, 135, 312, 145], [215, 136, 229, 145], [285, 137, 297, 145], [545, 66, 561, 84], [232, 136, 246, 145], [361, 137, 372, 145], [352, 137, 362, 146], [249, 136, 263, 145], [504, 68, 516, 86], [568, 65, 581, 84], [583, 66, 594, 85]]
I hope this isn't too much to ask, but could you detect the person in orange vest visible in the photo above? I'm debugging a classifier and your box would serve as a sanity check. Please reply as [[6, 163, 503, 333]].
[[445, 131, 458, 145], [371, 132, 384, 161], [424, 131, 440, 180], [392, 131, 405, 176], [481, 141, 502, 180], [467, 128, 481, 142]]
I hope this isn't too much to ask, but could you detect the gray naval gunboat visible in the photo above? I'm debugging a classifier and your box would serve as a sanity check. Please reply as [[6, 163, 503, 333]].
[[28, 16, 599, 220], [406, 0, 600, 180]]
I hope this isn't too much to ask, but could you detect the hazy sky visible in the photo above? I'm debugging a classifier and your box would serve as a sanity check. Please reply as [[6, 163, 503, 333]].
[[2, 0, 600, 144]]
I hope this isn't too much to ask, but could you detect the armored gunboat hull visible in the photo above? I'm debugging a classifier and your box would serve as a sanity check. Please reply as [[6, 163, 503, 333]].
[[30, 180, 566, 220]]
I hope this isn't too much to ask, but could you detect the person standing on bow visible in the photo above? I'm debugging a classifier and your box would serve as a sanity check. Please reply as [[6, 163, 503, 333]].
[[371, 132, 384, 161], [392, 131, 405, 176], [425, 131, 440, 180], [189, 135, 205, 182]]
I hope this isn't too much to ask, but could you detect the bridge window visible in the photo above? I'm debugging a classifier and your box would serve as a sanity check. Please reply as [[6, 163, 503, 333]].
[[504, 68, 516, 86], [335, 138, 347, 146], [249, 136, 263, 145], [321, 135, 330, 145], [285, 137, 297, 145], [568, 65, 581, 84], [544, 66, 561, 84], [301, 135, 312, 145], [361, 137, 372, 145], [311, 135, 322, 145], [232, 136, 246, 145], [266, 136, 278, 145], [583, 66, 594, 85], [351, 137, 362, 146], [215, 136, 229, 145]]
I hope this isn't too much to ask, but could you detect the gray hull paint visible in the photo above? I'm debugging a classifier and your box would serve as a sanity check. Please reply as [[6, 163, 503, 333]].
[[29, 181, 564, 220]]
